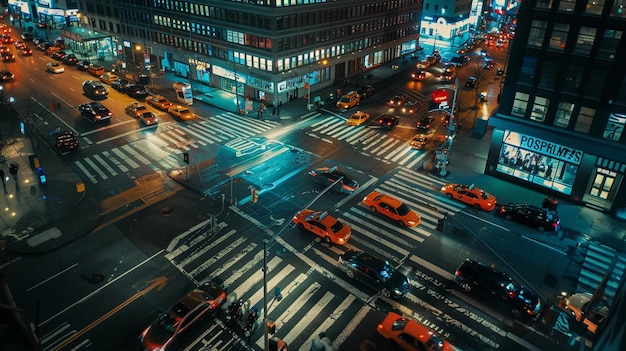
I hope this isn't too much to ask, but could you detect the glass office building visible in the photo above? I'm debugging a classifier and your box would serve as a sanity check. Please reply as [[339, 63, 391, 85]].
[[486, 0, 626, 218]]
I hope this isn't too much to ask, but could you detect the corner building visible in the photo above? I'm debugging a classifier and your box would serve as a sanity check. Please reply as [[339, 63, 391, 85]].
[[486, 0, 626, 219], [80, 0, 422, 106]]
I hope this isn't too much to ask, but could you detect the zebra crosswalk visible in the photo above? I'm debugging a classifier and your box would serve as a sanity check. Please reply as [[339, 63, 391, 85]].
[[304, 114, 432, 168], [74, 112, 281, 184], [162, 168, 467, 350]]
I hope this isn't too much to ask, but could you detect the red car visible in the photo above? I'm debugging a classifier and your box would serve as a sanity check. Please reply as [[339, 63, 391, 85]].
[[292, 209, 351, 245], [440, 183, 497, 211]]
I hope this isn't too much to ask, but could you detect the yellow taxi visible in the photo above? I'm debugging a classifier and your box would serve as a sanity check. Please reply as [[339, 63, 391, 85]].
[[292, 209, 351, 245], [440, 183, 497, 211], [336, 91, 360, 110], [409, 134, 428, 149], [362, 191, 420, 227], [377, 312, 458, 351], [346, 111, 370, 126], [168, 105, 196, 120]]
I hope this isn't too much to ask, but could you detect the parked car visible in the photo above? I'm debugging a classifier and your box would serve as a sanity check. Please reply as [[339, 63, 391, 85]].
[[376, 115, 400, 129], [338, 250, 410, 298], [293, 209, 351, 245], [362, 191, 420, 227], [357, 85, 375, 100], [111, 78, 133, 91], [416, 116, 434, 130], [49, 130, 79, 153], [145, 95, 174, 110], [563, 292, 608, 335], [87, 64, 105, 76], [440, 183, 497, 211], [497, 203, 560, 232], [76, 60, 91, 71], [21, 32, 34, 41], [308, 166, 359, 194], [63, 54, 78, 65], [78, 101, 112, 123], [377, 312, 457, 351], [454, 259, 542, 318], [99, 73, 119, 85], [139, 282, 226, 351], [51, 51, 67, 60], [346, 111, 370, 126]]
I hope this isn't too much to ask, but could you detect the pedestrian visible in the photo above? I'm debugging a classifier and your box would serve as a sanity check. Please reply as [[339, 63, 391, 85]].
[[551, 197, 559, 214], [0, 169, 4, 188], [9, 163, 18, 181], [542, 196, 551, 211], [272, 104, 276, 115], [257, 107, 262, 119], [277, 101, 281, 116]]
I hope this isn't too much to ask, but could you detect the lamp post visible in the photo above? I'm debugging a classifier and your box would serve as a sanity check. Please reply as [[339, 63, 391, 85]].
[[433, 29, 438, 54]]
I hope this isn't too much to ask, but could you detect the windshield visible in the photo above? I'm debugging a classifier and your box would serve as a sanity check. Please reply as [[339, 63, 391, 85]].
[[379, 262, 395, 282], [330, 220, 344, 234], [339, 97, 351, 103], [397, 203, 410, 216]]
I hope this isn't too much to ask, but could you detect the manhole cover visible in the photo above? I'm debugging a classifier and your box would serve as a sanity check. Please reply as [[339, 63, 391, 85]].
[[161, 207, 174, 215], [261, 183, 275, 189]]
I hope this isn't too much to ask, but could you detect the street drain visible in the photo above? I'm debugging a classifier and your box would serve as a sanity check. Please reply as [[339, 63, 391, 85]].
[[161, 207, 174, 215]]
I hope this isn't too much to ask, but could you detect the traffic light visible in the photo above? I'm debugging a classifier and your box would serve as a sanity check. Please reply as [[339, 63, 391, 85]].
[[251, 188, 259, 203], [183, 152, 189, 164], [267, 320, 276, 335]]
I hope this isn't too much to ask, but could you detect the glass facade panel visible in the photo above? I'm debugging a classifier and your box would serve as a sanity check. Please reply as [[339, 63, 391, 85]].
[[603, 113, 626, 141], [586, 0, 605, 15], [554, 102, 574, 128], [549, 23, 569, 50], [559, 0, 577, 12], [573, 26, 596, 55], [528, 20, 547, 47], [530, 96, 549, 122], [611, 0, 626, 17], [512, 92, 530, 117], [519, 56, 537, 84], [574, 107, 595, 133]]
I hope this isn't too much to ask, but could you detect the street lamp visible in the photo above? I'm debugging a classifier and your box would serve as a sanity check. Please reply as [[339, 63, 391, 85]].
[[433, 29, 438, 54]]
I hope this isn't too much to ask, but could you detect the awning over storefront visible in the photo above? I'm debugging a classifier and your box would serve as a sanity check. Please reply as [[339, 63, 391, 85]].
[[60, 27, 109, 42]]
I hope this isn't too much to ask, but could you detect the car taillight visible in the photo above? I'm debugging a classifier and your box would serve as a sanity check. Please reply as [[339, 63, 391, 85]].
[[455, 269, 461, 277], [499, 206, 506, 213]]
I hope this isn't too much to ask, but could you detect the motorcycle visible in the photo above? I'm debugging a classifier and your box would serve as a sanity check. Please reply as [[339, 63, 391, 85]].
[[225, 299, 243, 326], [243, 306, 258, 338]]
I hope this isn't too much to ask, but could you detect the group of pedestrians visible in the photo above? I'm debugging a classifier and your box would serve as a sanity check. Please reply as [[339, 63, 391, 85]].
[[542, 195, 559, 214]]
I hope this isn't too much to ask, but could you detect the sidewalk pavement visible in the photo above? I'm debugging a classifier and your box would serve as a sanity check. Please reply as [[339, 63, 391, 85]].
[[2, 20, 625, 263]]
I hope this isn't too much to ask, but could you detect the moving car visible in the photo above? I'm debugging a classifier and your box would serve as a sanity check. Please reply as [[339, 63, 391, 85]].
[[125, 102, 150, 117], [78, 101, 112, 123], [46, 62, 65, 74], [168, 105, 195, 120], [99, 73, 119, 85], [484, 60, 495, 69], [346, 111, 370, 126], [410, 70, 426, 81], [409, 134, 428, 149], [563, 292, 608, 335], [76, 60, 91, 71], [454, 259, 542, 318], [111, 78, 133, 91], [20, 47, 32, 56], [139, 282, 226, 351], [376, 115, 399, 129], [336, 91, 360, 110], [146, 95, 173, 110], [126, 84, 150, 99], [497, 203, 560, 232], [338, 250, 410, 298], [308, 166, 359, 194], [2, 53, 15, 62], [0, 70, 14, 81], [292, 209, 351, 245], [357, 85, 375, 100], [21, 33, 34, 41], [440, 70, 457, 83], [416, 116, 434, 130], [377, 312, 457, 351], [465, 76, 478, 88], [49, 130, 79, 153], [387, 95, 408, 107], [63, 54, 78, 65], [362, 191, 421, 227], [82, 80, 109, 99], [440, 183, 497, 211], [87, 64, 105, 76], [138, 111, 158, 126]]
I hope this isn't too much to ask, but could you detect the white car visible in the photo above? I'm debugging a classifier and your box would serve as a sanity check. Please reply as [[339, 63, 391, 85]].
[[46, 62, 64, 74]]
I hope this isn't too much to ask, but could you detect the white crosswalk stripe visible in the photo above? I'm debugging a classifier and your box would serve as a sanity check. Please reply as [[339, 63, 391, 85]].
[[72, 113, 281, 183]]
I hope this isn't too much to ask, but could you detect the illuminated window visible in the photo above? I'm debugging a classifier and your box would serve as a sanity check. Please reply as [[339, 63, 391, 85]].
[[528, 20, 547, 47], [512, 92, 530, 117], [575, 107, 595, 133], [574, 27, 596, 55], [554, 102, 574, 128], [603, 113, 626, 141], [558, 0, 577, 11], [586, 0, 605, 14], [549, 23, 569, 50], [530, 96, 549, 122]]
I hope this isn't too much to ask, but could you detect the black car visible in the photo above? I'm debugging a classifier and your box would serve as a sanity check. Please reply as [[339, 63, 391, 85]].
[[416, 116, 434, 130], [0, 70, 14, 81], [76, 60, 91, 71], [484, 60, 495, 69], [454, 259, 542, 318], [78, 102, 112, 123], [63, 54, 78, 65], [21, 33, 34, 41], [357, 85, 375, 100], [465, 76, 478, 88], [376, 115, 399, 129], [497, 203, 560, 232], [82, 80, 109, 99], [111, 78, 133, 91], [125, 84, 150, 99], [338, 250, 410, 298], [308, 166, 359, 194], [49, 130, 79, 153]]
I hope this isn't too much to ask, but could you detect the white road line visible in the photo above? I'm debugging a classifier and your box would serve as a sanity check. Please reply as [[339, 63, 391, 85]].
[[123, 144, 151, 165], [229, 256, 285, 301], [112, 147, 140, 169], [283, 291, 335, 344], [249, 270, 305, 315], [298, 294, 357, 351], [73, 160, 97, 183], [102, 150, 129, 173], [84, 157, 108, 180], [93, 154, 118, 176]]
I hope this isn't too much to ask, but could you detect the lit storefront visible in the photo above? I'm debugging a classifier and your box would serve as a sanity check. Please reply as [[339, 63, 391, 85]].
[[486, 122, 626, 217]]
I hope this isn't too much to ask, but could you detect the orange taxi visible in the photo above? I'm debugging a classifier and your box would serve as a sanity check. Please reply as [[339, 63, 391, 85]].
[[440, 183, 497, 211], [292, 209, 351, 245], [377, 312, 458, 351], [362, 191, 420, 227]]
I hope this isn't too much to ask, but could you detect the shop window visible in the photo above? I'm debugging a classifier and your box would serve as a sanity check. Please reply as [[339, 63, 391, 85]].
[[512, 92, 530, 117], [585, 0, 605, 15], [549, 23, 569, 51], [558, 0, 577, 11], [603, 113, 626, 141], [573, 27, 596, 56], [597, 30, 621, 61], [574, 107, 595, 133], [530, 96, 549, 122], [554, 102, 574, 128], [528, 20, 547, 47]]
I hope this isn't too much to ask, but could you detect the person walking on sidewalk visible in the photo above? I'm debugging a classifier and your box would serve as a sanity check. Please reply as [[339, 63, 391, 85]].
[[0, 169, 5, 193], [551, 197, 559, 214], [542, 196, 551, 211]]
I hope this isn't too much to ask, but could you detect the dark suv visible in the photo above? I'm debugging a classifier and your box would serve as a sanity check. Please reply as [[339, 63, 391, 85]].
[[338, 250, 410, 298], [308, 166, 359, 194], [454, 259, 542, 318], [497, 203, 560, 232], [79, 102, 112, 123], [82, 80, 109, 99]]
